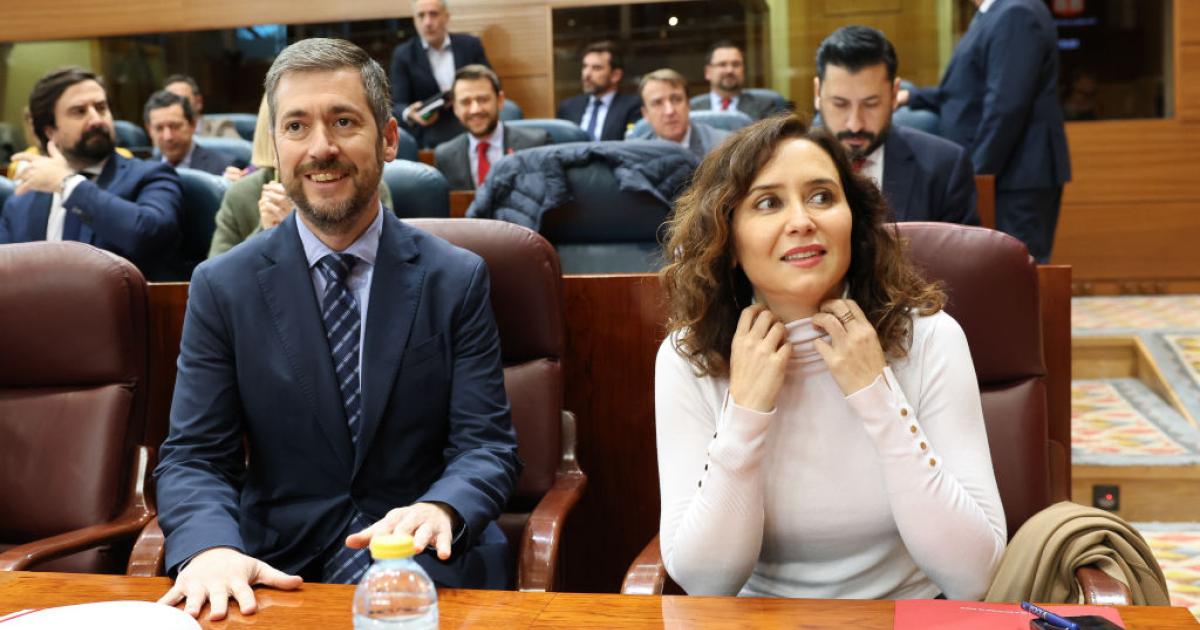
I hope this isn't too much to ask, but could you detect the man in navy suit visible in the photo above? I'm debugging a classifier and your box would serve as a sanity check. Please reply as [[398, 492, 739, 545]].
[[900, 0, 1070, 261], [155, 38, 520, 622], [556, 41, 642, 141], [144, 90, 238, 177], [391, 0, 491, 148], [815, 26, 977, 225], [1, 67, 183, 280]]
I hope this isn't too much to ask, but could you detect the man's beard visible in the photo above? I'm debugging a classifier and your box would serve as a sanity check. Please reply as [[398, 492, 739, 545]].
[[467, 114, 499, 138], [286, 151, 381, 235], [717, 75, 742, 92], [835, 122, 891, 160], [67, 126, 115, 164]]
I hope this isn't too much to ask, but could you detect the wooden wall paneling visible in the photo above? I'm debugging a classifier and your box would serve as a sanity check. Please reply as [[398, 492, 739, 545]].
[[1179, 43, 1200, 122], [561, 273, 666, 593], [146, 282, 189, 452], [450, 6, 554, 119], [1052, 200, 1200, 282], [1180, 0, 1200, 46], [1062, 120, 1200, 206]]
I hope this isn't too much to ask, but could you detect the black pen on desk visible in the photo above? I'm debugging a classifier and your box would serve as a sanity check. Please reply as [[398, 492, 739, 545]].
[[1021, 601, 1080, 630]]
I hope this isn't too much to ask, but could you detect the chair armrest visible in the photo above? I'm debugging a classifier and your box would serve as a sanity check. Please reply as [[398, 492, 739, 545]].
[[0, 446, 154, 572], [518, 411, 588, 592], [621, 534, 666, 595], [126, 517, 166, 577], [1076, 565, 1132, 606]]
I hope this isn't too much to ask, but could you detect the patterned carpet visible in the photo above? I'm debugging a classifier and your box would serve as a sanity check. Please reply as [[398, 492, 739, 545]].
[[1134, 523, 1200, 620], [1073, 295, 1200, 332], [1072, 296, 1200, 619], [1072, 379, 1200, 466]]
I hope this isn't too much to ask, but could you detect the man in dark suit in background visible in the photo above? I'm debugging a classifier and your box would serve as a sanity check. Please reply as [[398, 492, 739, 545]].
[[689, 41, 784, 121], [556, 41, 642, 141], [391, 0, 491, 148], [1, 67, 183, 280], [144, 90, 238, 176], [900, 0, 1070, 261], [155, 38, 520, 622], [815, 26, 977, 225], [435, 65, 550, 191]]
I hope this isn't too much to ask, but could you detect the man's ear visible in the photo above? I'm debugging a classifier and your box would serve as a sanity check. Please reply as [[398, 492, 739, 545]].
[[812, 77, 822, 111], [891, 77, 901, 111], [612, 67, 624, 85], [381, 116, 400, 162]]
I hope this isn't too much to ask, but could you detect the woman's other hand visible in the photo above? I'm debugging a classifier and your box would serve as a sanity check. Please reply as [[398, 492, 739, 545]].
[[813, 299, 887, 396], [729, 304, 791, 412]]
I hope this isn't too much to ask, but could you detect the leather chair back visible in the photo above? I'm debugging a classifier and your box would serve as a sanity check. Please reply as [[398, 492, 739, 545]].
[[203, 113, 258, 141], [176, 168, 228, 278], [500, 99, 524, 122], [744, 88, 788, 111], [0, 176, 13, 210], [196, 137, 252, 169], [629, 109, 753, 139], [507, 119, 591, 144], [894, 223, 1049, 539], [405, 219, 564, 527], [539, 153, 677, 273], [0, 242, 148, 572], [893, 107, 941, 136], [398, 128, 419, 162], [382, 161, 450, 218], [689, 109, 755, 131], [113, 120, 149, 151]]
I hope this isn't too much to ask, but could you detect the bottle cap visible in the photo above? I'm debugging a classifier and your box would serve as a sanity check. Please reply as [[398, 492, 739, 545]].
[[369, 534, 417, 560]]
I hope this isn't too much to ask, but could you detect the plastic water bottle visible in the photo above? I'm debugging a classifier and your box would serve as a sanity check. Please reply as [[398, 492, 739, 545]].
[[352, 534, 438, 629]]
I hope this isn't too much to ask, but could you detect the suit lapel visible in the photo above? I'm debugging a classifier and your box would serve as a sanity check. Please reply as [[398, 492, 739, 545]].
[[356, 213, 422, 473], [79, 156, 124, 244], [882, 131, 915, 221], [255, 215, 355, 470], [413, 41, 438, 93]]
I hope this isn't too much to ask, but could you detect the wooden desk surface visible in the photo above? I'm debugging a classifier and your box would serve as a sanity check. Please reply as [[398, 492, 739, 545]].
[[1, 572, 1197, 629]]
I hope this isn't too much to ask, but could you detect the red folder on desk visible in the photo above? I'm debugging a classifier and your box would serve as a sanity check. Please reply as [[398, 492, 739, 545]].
[[894, 599, 1124, 629]]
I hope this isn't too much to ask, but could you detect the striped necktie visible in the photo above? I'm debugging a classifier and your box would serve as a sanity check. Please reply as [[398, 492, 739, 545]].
[[316, 253, 362, 443]]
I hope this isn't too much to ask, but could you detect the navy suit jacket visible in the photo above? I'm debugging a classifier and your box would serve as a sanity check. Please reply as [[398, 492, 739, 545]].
[[187, 144, 238, 176], [154, 211, 521, 585], [556, 92, 643, 142], [908, 0, 1071, 191], [0, 152, 183, 280], [153, 144, 237, 177], [882, 125, 979, 225], [390, 33, 491, 148]]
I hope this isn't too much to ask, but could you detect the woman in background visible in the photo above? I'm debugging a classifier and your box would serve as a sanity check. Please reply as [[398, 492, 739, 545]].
[[655, 115, 1006, 600]]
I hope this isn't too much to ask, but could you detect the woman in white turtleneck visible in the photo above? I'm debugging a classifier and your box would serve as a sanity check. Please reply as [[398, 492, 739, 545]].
[[655, 116, 1006, 601]]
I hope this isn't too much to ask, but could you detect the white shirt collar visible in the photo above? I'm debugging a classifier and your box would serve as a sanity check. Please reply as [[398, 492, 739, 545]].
[[591, 90, 616, 107], [468, 121, 505, 153], [161, 142, 196, 168], [859, 143, 885, 189], [675, 125, 692, 149], [420, 34, 452, 52]]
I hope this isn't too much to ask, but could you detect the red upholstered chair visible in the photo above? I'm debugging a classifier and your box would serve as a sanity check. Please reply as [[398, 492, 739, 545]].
[[129, 219, 585, 591], [622, 223, 1125, 602], [0, 242, 155, 573]]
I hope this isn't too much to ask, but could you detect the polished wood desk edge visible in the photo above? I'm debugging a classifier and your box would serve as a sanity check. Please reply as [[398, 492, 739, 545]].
[[2, 571, 1197, 629]]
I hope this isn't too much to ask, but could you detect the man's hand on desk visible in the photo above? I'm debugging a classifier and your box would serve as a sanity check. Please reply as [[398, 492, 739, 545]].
[[345, 502, 462, 561], [157, 546, 303, 621]]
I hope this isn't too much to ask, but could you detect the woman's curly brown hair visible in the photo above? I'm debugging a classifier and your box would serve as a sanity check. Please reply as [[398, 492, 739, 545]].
[[661, 114, 945, 377]]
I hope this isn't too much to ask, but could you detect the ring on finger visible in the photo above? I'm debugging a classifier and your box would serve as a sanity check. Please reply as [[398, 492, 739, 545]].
[[837, 311, 855, 325]]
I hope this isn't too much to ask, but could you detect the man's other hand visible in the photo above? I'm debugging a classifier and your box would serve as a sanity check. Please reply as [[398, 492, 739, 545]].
[[345, 502, 460, 561], [157, 547, 303, 621]]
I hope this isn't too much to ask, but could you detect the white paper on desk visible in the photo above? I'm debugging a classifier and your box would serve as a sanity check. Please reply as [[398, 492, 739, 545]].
[[0, 601, 200, 629]]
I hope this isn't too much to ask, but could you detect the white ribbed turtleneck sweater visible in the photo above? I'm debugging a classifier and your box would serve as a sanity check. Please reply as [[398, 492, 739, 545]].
[[654, 311, 1006, 600]]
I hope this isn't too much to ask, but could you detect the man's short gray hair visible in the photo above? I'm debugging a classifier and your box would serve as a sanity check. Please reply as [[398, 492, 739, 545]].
[[264, 38, 393, 134], [411, 0, 448, 8]]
